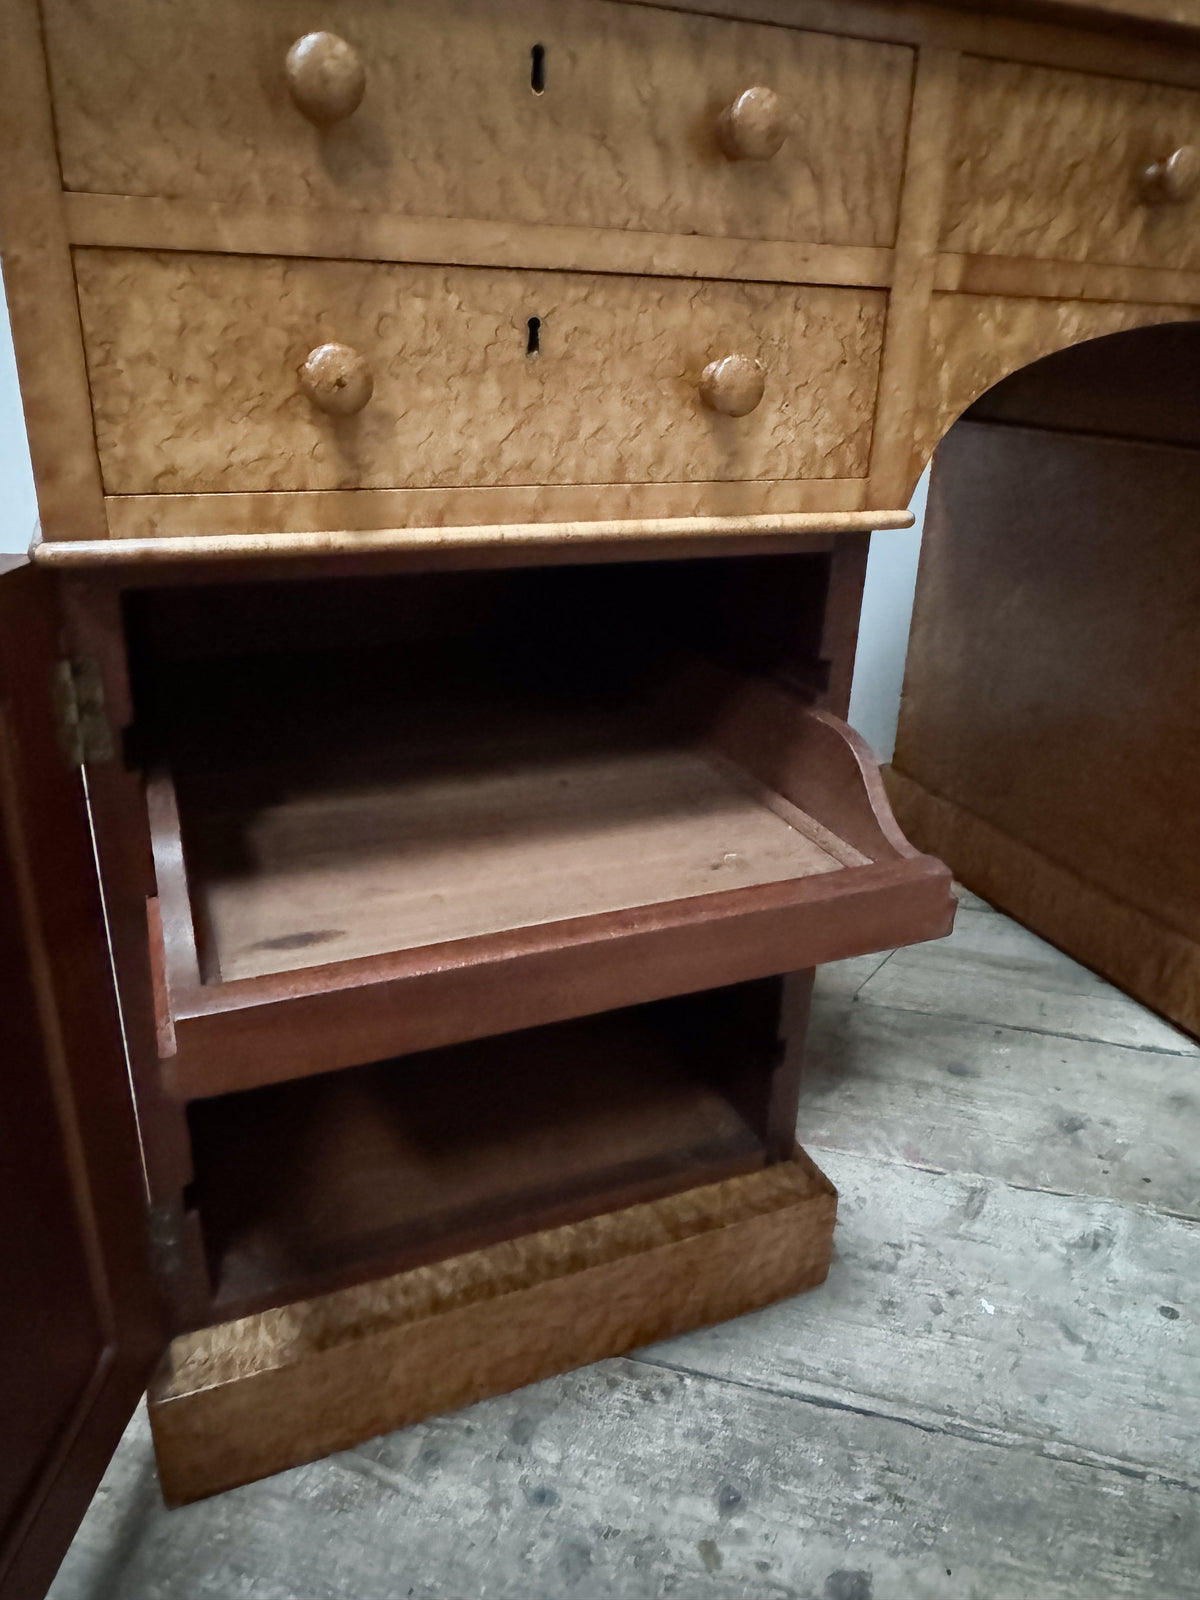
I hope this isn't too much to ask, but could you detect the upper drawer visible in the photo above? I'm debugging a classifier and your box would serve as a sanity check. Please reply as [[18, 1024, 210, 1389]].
[[74, 250, 885, 496], [42, 0, 912, 248], [943, 57, 1200, 270]]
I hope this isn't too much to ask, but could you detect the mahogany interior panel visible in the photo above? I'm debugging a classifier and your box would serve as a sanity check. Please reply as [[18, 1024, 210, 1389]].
[[179, 669, 849, 983], [121, 558, 952, 1096], [127, 557, 843, 984], [186, 982, 783, 1315]]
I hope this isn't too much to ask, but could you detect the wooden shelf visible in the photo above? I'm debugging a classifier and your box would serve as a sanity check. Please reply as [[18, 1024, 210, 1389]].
[[31, 509, 912, 569], [146, 666, 951, 1097], [130, 564, 954, 1098], [187, 990, 777, 1317], [183, 692, 857, 984]]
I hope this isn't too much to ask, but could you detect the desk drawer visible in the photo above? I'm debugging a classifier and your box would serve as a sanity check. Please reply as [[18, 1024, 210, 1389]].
[[943, 57, 1200, 271], [75, 250, 886, 496], [44, 0, 912, 248]]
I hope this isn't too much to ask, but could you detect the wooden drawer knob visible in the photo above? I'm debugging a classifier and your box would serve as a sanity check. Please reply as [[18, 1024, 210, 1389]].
[[699, 354, 765, 417], [1141, 145, 1200, 204], [716, 87, 788, 161], [299, 343, 374, 415], [285, 32, 366, 125]]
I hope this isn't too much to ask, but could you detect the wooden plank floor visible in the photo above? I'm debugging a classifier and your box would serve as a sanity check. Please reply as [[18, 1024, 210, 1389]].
[[48, 888, 1200, 1600]]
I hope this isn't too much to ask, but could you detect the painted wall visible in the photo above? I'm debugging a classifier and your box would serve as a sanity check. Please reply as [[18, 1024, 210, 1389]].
[[0, 277, 38, 555], [847, 469, 927, 763]]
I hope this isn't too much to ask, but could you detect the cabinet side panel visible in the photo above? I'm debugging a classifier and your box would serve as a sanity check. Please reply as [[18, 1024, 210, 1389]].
[[896, 416, 1200, 963]]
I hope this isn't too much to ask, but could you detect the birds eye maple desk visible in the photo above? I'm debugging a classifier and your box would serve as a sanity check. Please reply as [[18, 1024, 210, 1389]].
[[3, 0, 1199, 1593]]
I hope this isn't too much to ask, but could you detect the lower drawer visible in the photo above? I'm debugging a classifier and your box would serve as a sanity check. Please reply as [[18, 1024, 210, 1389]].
[[148, 1149, 836, 1504], [74, 249, 886, 496]]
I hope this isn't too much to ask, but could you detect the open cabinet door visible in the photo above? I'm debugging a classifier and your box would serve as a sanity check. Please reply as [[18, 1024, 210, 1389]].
[[0, 559, 167, 1600]]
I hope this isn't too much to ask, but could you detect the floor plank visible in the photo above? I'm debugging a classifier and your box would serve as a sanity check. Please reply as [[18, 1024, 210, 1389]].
[[48, 1361, 1200, 1600], [649, 1151, 1200, 1487], [809, 949, 894, 1003], [801, 999, 1200, 1217], [46, 897, 1200, 1599], [852, 905, 1198, 1055]]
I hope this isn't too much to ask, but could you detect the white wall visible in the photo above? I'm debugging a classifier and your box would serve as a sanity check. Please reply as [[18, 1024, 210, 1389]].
[[846, 469, 927, 762], [0, 277, 38, 555]]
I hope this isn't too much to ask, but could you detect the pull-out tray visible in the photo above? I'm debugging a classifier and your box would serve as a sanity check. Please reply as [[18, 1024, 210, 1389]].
[[149, 661, 953, 1097]]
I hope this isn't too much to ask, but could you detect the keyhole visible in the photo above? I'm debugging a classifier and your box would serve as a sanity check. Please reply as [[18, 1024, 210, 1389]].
[[526, 316, 541, 357], [530, 43, 546, 94]]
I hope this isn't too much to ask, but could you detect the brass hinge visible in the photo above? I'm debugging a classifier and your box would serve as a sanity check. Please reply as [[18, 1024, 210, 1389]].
[[53, 657, 115, 766], [146, 1201, 184, 1284]]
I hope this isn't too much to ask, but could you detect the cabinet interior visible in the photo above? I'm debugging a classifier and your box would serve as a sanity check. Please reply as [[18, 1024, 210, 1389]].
[[111, 553, 948, 1314], [116, 552, 951, 1104], [125, 556, 835, 984], [185, 978, 790, 1317]]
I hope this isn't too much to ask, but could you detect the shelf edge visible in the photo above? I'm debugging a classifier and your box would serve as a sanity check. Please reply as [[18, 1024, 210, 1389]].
[[31, 510, 914, 568]]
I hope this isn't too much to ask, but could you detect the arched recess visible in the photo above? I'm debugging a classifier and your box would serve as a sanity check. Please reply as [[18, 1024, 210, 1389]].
[[888, 319, 1200, 1037], [906, 294, 1200, 498]]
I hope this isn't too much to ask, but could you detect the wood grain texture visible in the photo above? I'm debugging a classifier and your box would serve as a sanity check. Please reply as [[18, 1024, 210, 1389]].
[[944, 56, 1200, 269], [34, 512, 907, 572], [898, 419, 1200, 944], [0, 565, 166, 1597], [650, 0, 1200, 84], [892, 373, 1200, 1038], [187, 988, 792, 1314], [867, 44, 959, 506], [142, 650, 951, 1096], [44, 889, 1200, 1599], [42, 0, 912, 248], [97, 480, 876, 543], [55, 578, 212, 1328], [935, 248, 1200, 304], [911, 291, 1200, 473], [147, 1152, 836, 1504], [185, 742, 853, 984], [832, 882, 1194, 1053], [657, 1146, 1200, 1494], [162, 855, 952, 1100], [75, 250, 887, 497], [964, 316, 1200, 442], [802, 994, 1200, 1213], [1022, 0, 1200, 27], [61, 195, 897, 290], [0, 0, 107, 542], [54, 1361, 1200, 1600], [886, 804, 1200, 1042], [894, 769, 1200, 1040]]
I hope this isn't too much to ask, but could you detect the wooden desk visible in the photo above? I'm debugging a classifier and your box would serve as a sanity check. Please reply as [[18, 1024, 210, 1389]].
[[2, 0, 1197, 1590]]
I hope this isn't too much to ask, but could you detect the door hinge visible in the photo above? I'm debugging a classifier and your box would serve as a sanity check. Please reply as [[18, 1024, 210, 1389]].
[[53, 656, 115, 766], [146, 1201, 184, 1283]]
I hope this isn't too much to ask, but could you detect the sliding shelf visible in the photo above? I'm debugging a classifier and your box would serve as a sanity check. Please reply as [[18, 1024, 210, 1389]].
[[145, 645, 952, 1098]]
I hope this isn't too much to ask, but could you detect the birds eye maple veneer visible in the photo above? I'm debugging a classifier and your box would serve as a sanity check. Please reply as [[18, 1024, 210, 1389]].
[[3, 0, 1200, 1590]]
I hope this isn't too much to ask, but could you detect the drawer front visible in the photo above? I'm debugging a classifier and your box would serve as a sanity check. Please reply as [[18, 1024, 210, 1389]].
[[44, 0, 912, 248], [75, 251, 886, 496], [943, 58, 1200, 270]]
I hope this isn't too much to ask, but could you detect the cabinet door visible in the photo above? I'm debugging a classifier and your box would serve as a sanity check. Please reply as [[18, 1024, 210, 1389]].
[[0, 560, 166, 1600]]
